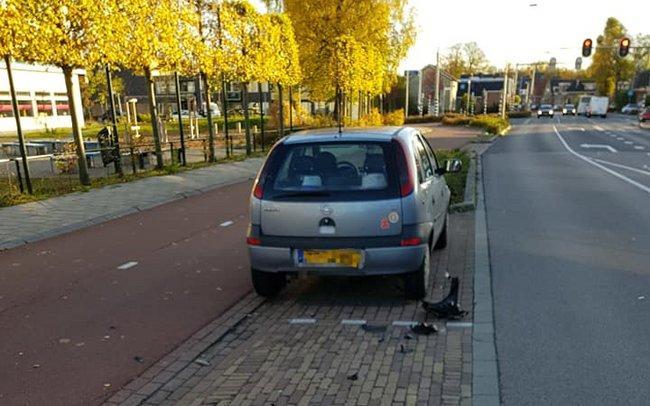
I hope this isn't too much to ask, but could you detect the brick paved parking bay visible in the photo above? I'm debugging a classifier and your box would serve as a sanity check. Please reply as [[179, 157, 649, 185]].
[[106, 212, 475, 406]]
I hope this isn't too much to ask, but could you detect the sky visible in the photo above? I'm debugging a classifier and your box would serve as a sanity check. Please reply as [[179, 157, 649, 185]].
[[398, 0, 648, 72]]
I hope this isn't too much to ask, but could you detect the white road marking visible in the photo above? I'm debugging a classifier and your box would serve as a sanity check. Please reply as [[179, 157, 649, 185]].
[[624, 141, 634, 145], [289, 318, 317, 324], [117, 261, 138, 270], [219, 220, 234, 227], [617, 137, 625, 141], [593, 125, 605, 131], [580, 144, 617, 153], [634, 146, 645, 150], [341, 319, 367, 325], [392, 320, 419, 327], [553, 126, 650, 194], [446, 321, 473, 328], [591, 159, 650, 176]]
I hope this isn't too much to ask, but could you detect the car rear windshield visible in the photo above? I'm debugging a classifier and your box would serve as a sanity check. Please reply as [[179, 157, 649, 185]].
[[541, 104, 552, 109], [261, 140, 400, 201]]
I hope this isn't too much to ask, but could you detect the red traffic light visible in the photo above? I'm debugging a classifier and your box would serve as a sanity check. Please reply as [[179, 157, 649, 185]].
[[619, 37, 631, 57], [582, 38, 593, 57]]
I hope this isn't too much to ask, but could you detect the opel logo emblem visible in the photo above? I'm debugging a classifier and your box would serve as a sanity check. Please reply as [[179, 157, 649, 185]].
[[320, 205, 333, 216]]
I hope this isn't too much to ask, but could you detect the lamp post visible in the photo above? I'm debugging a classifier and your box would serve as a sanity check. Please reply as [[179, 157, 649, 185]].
[[4, 55, 32, 194]]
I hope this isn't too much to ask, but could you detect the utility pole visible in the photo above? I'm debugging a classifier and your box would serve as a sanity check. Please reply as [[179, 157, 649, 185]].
[[173, 71, 187, 165], [404, 70, 410, 118], [501, 64, 509, 118], [5, 55, 32, 194], [417, 68, 423, 115], [434, 49, 441, 116], [512, 64, 519, 108], [526, 64, 536, 109], [105, 64, 123, 175]]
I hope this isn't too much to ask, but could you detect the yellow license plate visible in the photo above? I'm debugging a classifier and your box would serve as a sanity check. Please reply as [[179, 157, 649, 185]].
[[300, 249, 362, 268]]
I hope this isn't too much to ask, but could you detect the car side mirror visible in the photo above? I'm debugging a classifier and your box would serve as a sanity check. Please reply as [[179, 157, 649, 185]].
[[445, 158, 462, 173]]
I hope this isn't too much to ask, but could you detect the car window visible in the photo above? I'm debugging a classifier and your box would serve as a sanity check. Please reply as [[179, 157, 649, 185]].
[[263, 141, 400, 201], [418, 134, 439, 171], [413, 137, 434, 183]]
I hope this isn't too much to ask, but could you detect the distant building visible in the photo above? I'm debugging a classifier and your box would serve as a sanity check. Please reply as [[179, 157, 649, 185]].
[[0, 62, 84, 133], [404, 67, 458, 116], [457, 74, 515, 113], [549, 79, 596, 104]]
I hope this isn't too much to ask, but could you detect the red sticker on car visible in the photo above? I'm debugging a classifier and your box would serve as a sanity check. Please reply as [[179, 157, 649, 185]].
[[380, 217, 390, 230]]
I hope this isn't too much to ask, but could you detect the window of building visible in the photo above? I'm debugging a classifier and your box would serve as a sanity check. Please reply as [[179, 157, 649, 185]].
[[0, 100, 14, 117], [18, 101, 33, 117], [55, 101, 70, 116]]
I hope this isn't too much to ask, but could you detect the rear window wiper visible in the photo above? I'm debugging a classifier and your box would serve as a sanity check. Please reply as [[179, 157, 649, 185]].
[[272, 191, 331, 199]]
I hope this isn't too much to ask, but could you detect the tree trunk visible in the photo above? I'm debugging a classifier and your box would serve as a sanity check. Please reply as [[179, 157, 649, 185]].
[[221, 75, 230, 158], [105, 64, 123, 176], [144, 67, 164, 169], [258, 81, 265, 150], [174, 71, 186, 166], [5, 55, 33, 194], [63, 66, 91, 185], [242, 82, 251, 156], [278, 83, 284, 138], [201, 71, 216, 162], [288, 86, 293, 131]]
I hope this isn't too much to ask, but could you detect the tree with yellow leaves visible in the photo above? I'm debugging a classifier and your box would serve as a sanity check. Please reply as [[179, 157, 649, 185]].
[[119, 0, 187, 169], [283, 0, 415, 122], [1, 0, 33, 193], [18, 0, 120, 185]]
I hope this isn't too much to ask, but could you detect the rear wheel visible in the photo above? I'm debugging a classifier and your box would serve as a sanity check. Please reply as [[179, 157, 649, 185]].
[[434, 215, 448, 250], [251, 269, 286, 297], [404, 246, 430, 300]]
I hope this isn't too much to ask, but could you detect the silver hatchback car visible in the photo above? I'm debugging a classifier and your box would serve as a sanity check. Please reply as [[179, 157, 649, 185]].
[[247, 127, 461, 299]]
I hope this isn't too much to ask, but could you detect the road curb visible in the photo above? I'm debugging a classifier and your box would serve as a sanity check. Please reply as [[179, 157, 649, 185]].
[[472, 151, 500, 405]]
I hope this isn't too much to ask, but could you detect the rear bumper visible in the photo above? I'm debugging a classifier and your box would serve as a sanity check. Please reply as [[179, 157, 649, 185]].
[[248, 244, 427, 276]]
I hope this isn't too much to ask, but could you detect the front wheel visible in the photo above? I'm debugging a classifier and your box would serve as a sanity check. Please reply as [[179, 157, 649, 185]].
[[404, 247, 430, 300], [251, 269, 286, 297]]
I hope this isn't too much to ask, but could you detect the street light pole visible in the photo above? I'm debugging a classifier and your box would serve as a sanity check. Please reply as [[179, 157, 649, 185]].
[[434, 49, 440, 116], [404, 70, 410, 118], [501, 64, 509, 118], [174, 71, 186, 166], [4, 55, 32, 194], [105, 64, 123, 175]]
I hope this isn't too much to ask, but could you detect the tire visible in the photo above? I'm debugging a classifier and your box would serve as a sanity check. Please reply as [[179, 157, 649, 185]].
[[434, 215, 448, 250], [251, 269, 286, 297], [403, 246, 430, 300]]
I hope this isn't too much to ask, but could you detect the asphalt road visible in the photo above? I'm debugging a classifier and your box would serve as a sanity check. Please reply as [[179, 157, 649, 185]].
[[0, 133, 473, 405], [483, 114, 650, 405]]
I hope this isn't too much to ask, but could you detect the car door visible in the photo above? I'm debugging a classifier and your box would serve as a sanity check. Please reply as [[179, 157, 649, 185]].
[[412, 135, 436, 232], [417, 135, 448, 233]]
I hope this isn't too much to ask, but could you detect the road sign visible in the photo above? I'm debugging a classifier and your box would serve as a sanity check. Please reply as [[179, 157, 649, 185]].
[[575, 57, 582, 70]]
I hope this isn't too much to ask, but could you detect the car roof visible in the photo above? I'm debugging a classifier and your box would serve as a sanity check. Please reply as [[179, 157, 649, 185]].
[[281, 126, 415, 144]]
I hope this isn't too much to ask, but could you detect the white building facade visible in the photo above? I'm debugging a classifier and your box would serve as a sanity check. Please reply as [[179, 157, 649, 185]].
[[0, 61, 84, 133]]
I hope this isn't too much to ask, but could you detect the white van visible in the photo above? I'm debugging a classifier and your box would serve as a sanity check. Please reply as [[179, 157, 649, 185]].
[[578, 96, 608, 118]]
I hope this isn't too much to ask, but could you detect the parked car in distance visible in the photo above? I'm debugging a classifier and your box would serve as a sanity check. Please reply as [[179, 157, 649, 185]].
[[622, 103, 641, 114], [537, 104, 554, 118], [562, 104, 577, 115], [639, 108, 650, 123], [246, 127, 461, 299]]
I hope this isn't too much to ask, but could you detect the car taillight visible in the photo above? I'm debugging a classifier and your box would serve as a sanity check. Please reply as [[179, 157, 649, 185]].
[[394, 140, 414, 197], [400, 237, 422, 246], [253, 181, 263, 199], [246, 236, 261, 245]]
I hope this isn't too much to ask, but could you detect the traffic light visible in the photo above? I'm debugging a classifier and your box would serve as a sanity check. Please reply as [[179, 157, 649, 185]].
[[619, 37, 631, 57], [549, 57, 556, 69], [575, 57, 582, 70], [582, 38, 593, 57]]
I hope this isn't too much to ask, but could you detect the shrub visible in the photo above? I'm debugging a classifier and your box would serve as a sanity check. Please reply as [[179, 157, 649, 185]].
[[382, 109, 405, 126], [404, 115, 443, 124], [507, 111, 532, 119], [441, 114, 471, 126], [358, 108, 383, 127], [469, 114, 509, 135]]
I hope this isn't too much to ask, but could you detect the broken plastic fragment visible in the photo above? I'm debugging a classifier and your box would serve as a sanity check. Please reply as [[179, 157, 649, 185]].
[[411, 322, 438, 336], [421, 277, 468, 320]]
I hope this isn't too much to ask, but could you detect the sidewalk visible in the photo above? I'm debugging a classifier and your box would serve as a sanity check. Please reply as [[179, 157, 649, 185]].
[[0, 158, 264, 250], [105, 209, 475, 406]]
